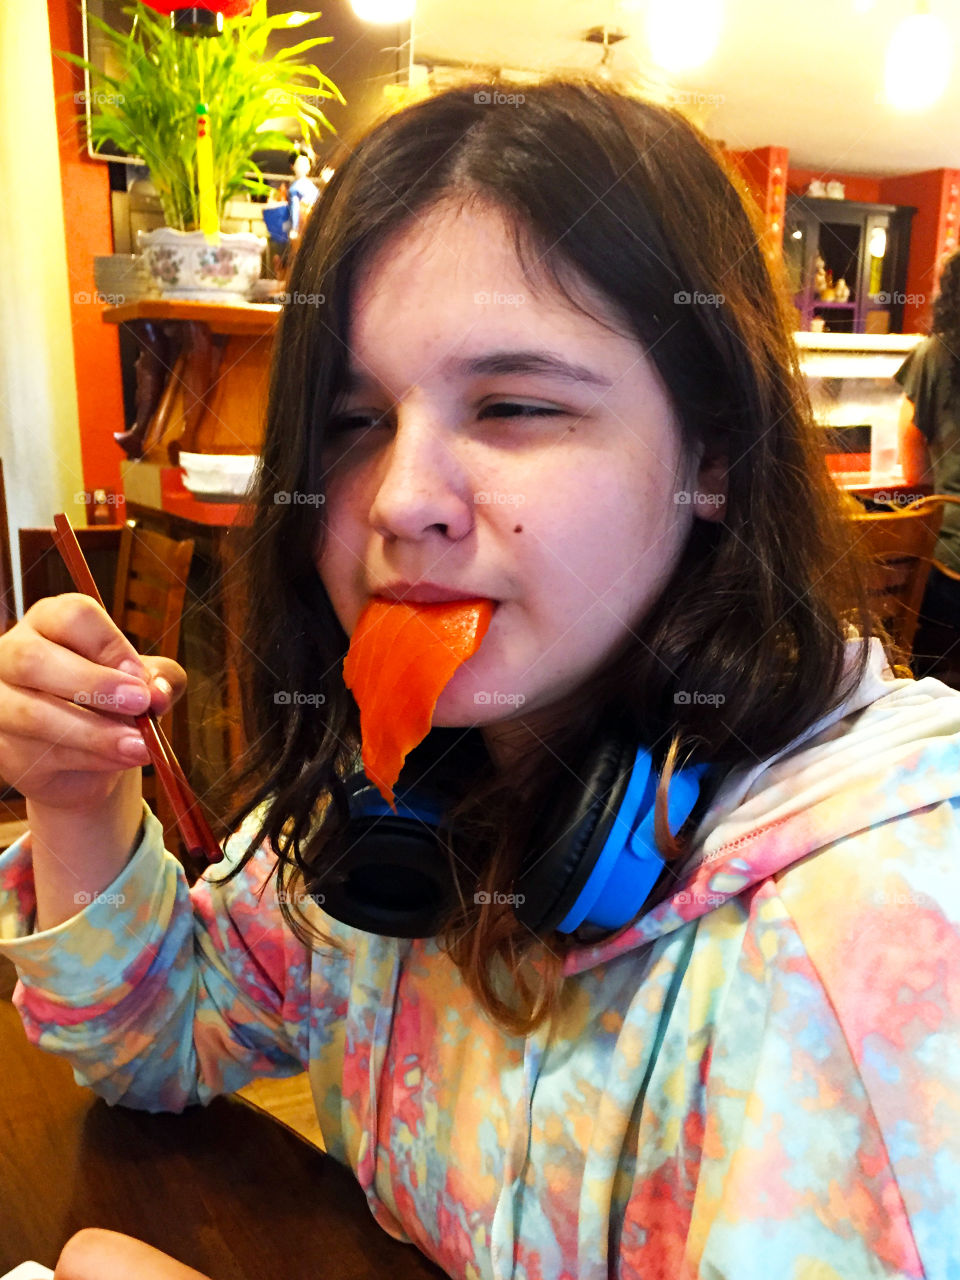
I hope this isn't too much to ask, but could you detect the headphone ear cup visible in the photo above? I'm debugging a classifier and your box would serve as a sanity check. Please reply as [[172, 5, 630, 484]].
[[314, 814, 455, 938], [512, 734, 636, 935], [310, 729, 489, 939]]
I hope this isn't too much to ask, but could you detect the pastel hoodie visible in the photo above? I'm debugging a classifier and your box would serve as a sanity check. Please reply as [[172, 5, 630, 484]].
[[1, 636, 959, 1280]]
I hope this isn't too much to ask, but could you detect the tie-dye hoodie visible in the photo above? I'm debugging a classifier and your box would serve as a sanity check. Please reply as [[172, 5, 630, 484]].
[[1, 636, 959, 1280]]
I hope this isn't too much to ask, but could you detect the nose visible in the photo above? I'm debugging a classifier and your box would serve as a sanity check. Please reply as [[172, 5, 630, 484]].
[[368, 409, 474, 543]]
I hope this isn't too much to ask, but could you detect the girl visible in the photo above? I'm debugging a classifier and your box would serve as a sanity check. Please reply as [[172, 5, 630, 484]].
[[3, 79, 960, 1280]]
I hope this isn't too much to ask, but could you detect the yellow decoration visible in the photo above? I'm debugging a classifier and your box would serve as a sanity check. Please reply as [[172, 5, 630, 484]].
[[196, 41, 219, 243], [196, 119, 220, 243]]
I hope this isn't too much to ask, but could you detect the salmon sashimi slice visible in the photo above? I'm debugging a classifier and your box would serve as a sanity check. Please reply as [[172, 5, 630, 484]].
[[342, 598, 495, 810]]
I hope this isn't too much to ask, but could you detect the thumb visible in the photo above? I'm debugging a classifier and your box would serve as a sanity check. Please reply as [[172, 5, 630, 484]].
[[141, 656, 188, 717]]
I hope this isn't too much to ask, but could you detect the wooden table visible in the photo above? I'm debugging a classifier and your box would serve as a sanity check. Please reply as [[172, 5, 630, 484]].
[[0, 957, 446, 1279]]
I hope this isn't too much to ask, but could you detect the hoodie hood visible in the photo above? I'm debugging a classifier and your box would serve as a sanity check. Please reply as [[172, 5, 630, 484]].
[[563, 637, 960, 976]]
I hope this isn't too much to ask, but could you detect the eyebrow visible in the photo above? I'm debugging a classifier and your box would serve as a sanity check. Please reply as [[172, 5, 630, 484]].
[[342, 349, 614, 394]]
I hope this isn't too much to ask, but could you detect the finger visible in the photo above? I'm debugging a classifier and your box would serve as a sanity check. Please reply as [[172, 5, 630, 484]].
[[25, 594, 151, 681], [141, 656, 188, 716], [0, 628, 152, 716], [56, 1228, 215, 1280], [0, 684, 151, 769]]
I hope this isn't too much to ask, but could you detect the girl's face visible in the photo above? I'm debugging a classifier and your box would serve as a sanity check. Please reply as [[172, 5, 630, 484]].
[[317, 200, 724, 751]]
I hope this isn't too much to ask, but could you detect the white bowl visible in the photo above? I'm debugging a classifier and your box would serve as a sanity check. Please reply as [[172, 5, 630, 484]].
[[179, 452, 259, 498]]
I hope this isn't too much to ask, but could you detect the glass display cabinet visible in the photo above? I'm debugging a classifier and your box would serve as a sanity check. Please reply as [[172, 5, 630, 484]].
[[785, 197, 916, 334]]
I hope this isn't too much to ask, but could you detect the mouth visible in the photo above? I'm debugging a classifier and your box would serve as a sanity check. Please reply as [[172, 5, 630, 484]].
[[374, 581, 496, 605]]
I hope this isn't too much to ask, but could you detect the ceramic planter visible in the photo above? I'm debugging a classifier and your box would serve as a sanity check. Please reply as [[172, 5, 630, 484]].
[[140, 227, 264, 303]]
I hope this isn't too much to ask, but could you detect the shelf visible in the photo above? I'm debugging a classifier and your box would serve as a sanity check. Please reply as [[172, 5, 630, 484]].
[[813, 301, 856, 308]]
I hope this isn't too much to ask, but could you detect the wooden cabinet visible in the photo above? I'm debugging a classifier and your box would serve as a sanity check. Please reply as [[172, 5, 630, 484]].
[[784, 196, 916, 333], [102, 300, 278, 463]]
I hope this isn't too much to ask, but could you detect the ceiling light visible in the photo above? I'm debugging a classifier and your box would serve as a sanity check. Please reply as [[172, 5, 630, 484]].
[[646, 0, 723, 72], [883, 4, 952, 111], [350, 0, 414, 21]]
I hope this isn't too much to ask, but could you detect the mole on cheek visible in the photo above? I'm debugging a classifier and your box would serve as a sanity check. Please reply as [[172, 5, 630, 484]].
[[513, 525, 523, 533]]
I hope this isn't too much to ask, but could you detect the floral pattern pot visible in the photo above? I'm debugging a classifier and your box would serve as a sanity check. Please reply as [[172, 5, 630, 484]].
[[140, 227, 264, 303]]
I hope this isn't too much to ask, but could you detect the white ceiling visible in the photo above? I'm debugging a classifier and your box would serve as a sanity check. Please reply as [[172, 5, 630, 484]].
[[410, 0, 960, 175]]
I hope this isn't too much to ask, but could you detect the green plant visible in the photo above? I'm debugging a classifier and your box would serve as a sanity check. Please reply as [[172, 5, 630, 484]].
[[61, 1, 344, 231]]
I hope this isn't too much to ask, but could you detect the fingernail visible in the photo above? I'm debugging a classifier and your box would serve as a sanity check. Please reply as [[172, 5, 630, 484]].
[[116, 683, 150, 712], [153, 676, 173, 698], [118, 658, 148, 681], [118, 734, 149, 761]]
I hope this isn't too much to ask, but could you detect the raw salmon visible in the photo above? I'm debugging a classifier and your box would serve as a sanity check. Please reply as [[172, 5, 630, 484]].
[[342, 598, 495, 810]]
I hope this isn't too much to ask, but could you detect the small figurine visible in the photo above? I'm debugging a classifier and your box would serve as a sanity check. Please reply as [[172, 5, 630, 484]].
[[814, 254, 827, 298], [288, 150, 319, 242], [834, 277, 850, 302]]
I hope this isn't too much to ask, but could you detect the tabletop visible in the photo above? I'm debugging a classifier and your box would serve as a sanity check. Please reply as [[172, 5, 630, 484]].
[[0, 957, 447, 1280]]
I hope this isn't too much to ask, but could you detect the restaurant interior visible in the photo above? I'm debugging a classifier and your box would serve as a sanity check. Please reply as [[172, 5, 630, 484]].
[[1, 0, 960, 1273]]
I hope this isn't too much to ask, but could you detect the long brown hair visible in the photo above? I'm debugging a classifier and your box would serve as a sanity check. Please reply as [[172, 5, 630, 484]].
[[211, 77, 881, 1036]]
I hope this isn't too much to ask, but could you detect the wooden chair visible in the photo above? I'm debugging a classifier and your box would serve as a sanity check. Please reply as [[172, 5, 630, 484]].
[[850, 494, 960, 659], [11, 520, 195, 849]]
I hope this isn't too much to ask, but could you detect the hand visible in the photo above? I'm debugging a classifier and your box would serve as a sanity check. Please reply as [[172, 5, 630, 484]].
[[54, 1228, 214, 1279], [0, 594, 186, 814]]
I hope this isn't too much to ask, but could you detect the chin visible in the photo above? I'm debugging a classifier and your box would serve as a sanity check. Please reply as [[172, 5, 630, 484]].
[[431, 678, 531, 727]]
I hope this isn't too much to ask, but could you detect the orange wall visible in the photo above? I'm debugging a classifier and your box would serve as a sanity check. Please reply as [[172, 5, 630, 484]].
[[879, 168, 960, 333], [725, 146, 788, 264], [46, 0, 126, 519]]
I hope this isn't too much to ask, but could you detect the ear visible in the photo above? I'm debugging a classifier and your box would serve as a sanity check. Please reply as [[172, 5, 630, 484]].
[[691, 451, 728, 523]]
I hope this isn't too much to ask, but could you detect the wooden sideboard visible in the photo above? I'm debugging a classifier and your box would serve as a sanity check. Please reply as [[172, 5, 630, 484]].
[[102, 300, 279, 462]]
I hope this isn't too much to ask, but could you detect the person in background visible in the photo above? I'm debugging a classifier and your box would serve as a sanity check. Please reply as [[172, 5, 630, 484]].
[[896, 248, 960, 679], [1, 80, 960, 1278]]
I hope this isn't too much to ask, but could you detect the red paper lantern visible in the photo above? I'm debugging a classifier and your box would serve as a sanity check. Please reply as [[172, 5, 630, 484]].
[[141, 1, 253, 14], [141, 0, 254, 31]]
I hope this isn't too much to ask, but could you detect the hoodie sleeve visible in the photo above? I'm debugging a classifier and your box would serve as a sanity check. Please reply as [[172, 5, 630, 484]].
[[0, 803, 311, 1112]]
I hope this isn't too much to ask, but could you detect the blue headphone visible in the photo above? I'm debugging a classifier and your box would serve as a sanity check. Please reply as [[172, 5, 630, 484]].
[[311, 728, 709, 939]]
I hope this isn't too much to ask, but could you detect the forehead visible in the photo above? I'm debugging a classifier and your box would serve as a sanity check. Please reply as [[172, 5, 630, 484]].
[[348, 198, 633, 356]]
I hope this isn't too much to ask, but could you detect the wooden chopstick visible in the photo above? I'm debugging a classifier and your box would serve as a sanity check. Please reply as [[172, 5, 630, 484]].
[[51, 513, 222, 866]]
